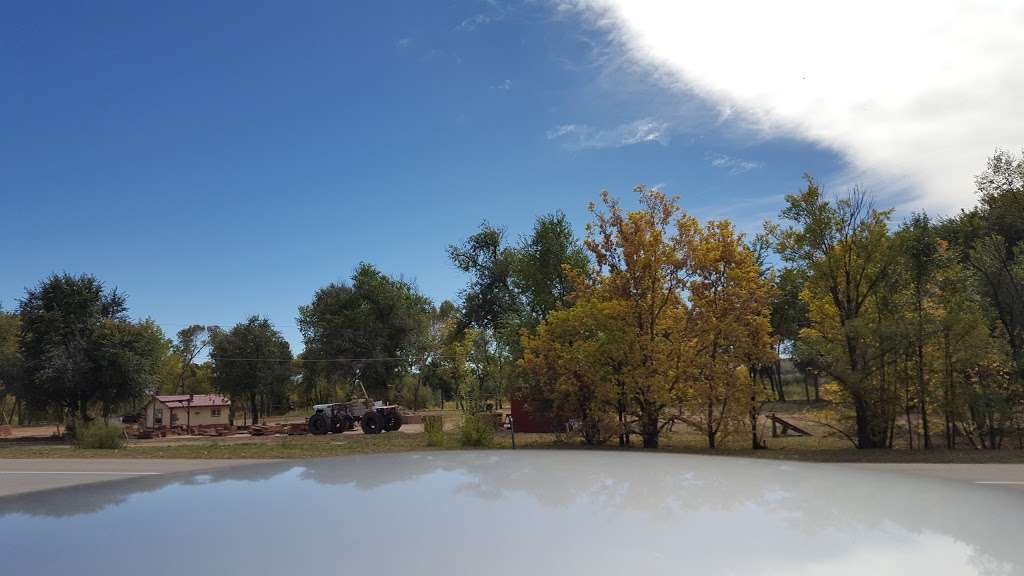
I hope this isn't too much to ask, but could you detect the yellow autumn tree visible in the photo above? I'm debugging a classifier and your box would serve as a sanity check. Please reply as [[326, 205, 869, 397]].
[[682, 220, 775, 448], [581, 186, 699, 448], [521, 298, 631, 444]]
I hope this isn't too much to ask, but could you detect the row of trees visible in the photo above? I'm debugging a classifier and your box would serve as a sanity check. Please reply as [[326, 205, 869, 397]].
[[488, 151, 1024, 450], [1, 151, 1020, 448], [778, 151, 1024, 450]]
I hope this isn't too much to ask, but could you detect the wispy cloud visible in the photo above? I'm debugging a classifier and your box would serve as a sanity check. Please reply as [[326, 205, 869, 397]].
[[546, 118, 670, 150], [708, 153, 763, 175], [490, 79, 513, 92], [395, 37, 413, 49], [566, 1, 1024, 212], [456, 1, 507, 31]]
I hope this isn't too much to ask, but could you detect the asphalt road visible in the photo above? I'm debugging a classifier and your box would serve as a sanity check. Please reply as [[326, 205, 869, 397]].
[[1, 458, 1023, 498], [844, 463, 1024, 491], [0, 459, 270, 497]]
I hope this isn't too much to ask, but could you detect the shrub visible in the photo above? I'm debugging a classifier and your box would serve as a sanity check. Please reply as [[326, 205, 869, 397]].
[[459, 413, 495, 448], [423, 415, 446, 447], [76, 422, 125, 449]]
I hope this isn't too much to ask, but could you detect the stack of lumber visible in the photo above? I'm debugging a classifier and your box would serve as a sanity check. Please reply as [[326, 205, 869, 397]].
[[287, 422, 308, 435], [0, 425, 13, 438], [191, 425, 237, 437], [249, 424, 287, 436]]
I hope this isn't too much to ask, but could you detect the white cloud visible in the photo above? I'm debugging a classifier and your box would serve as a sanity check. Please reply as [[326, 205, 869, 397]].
[[547, 118, 670, 149], [457, 2, 507, 31], [708, 153, 762, 175], [490, 79, 513, 92], [564, 1, 1024, 212]]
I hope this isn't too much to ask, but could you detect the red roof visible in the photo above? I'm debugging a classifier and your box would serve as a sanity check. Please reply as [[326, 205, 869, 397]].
[[154, 394, 231, 408]]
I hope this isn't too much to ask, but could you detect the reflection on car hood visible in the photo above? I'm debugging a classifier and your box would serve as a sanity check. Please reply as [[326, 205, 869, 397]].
[[1, 451, 1021, 575]]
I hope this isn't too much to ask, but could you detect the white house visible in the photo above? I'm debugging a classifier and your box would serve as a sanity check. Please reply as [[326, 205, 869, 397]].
[[144, 394, 231, 429]]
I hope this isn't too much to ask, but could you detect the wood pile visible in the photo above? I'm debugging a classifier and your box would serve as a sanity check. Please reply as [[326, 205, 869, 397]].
[[249, 424, 287, 436], [287, 422, 308, 435], [0, 425, 13, 438]]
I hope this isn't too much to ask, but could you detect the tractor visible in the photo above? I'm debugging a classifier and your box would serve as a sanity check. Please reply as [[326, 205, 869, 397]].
[[308, 398, 403, 435]]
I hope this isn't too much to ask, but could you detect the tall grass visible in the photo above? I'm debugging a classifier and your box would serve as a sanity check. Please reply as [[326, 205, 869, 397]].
[[423, 415, 446, 447], [76, 422, 125, 449], [459, 413, 495, 448]]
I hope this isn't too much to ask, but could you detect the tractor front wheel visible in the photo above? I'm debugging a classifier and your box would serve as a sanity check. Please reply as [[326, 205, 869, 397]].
[[308, 413, 330, 435], [361, 412, 383, 434]]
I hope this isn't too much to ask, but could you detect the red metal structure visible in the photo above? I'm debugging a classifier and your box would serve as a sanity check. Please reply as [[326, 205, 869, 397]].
[[509, 397, 556, 433]]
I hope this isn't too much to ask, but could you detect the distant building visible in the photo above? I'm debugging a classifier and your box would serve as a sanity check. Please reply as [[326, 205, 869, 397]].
[[144, 394, 231, 429]]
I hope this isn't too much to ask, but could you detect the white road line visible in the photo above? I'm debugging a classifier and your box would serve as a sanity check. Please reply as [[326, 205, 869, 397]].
[[0, 471, 162, 476], [974, 481, 1024, 485]]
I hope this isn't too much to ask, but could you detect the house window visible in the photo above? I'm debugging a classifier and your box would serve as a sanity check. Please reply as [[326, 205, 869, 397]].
[[194, 410, 202, 416], [211, 408, 222, 417], [154, 408, 163, 425], [171, 411, 179, 425]]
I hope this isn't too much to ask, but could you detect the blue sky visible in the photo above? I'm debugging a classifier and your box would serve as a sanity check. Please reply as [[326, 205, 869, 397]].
[[1, 1, 851, 351]]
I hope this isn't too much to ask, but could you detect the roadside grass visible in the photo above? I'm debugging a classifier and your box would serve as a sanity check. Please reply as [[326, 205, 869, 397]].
[[3, 427, 1024, 463]]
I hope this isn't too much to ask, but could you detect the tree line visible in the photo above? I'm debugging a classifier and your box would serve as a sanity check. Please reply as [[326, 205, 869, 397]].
[[0, 150, 1021, 449]]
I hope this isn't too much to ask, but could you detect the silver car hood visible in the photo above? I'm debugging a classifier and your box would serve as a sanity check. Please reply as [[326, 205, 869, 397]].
[[1, 451, 1022, 575]]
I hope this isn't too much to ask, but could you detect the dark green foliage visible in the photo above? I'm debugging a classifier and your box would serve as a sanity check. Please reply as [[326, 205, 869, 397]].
[[449, 212, 590, 333], [17, 274, 164, 422], [512, 211, 591, 323], [210, 316, 292, 425], [297, 263, 432, 401], [448, 223, 523, 332]]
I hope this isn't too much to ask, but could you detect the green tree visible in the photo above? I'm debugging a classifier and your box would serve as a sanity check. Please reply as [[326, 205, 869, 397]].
[[896, 212, 941, 448], [0, 308, 24, 424], [771, 266, 812, 399], [171, 325, 210, 394], [448, 223, 522, 333], [209, 316, 292, 425], [297, 263, 433, 401], [512, 211, 591, 323], [17, 274, 164, 423], [774, 179, 898, 448]]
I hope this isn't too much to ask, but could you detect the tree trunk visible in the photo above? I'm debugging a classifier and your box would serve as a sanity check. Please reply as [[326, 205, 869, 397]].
[[79, 396, 90, 424], [916, 342, 931, 449], [855, 398, 886, 449], [774, 359, 786, 402], [640, 407, 659, 449], [249, 394, 260, 426]]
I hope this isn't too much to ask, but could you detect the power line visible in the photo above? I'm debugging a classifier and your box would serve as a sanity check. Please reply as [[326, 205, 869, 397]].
[[209, 355, 458, 363]]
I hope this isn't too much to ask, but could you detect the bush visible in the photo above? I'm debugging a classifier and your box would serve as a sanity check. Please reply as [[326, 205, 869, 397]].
[[423, 415, 446, 447], [459, 413, 495, 448], [76, 422, 125, 449]]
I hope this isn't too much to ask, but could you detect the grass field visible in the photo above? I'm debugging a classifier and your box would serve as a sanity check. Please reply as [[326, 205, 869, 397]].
[[4, 427, 1024, 463], [4, 399, 1023, 463]]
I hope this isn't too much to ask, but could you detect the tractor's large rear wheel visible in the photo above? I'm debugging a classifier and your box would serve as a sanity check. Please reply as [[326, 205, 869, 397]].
[[384, 411, 403, 432], [309, 413, 329, 435], [361, 411, 383, 434]]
